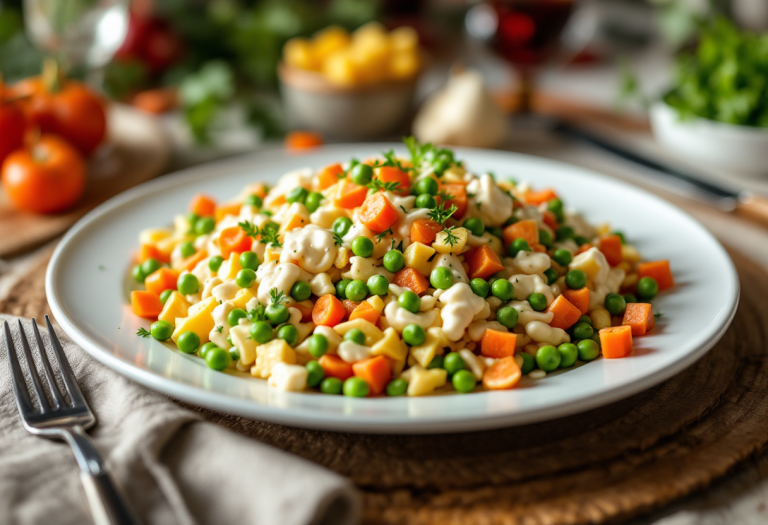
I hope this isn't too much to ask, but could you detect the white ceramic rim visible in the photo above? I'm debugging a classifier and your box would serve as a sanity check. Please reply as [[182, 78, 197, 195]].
[[652, 101, 768, 141]]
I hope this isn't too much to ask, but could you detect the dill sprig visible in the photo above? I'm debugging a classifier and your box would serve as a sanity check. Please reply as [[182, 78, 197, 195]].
[[441, 226, 459, 247], [368, 179, 401, 193], [239, 220, 282, 248], [332, 232, 345, 247], [136, 327, 150, 338], [248, 304, 267, 321], [269, 288, 287, 307], [428, 203, 458, 225], [375, 228, 393, 242]]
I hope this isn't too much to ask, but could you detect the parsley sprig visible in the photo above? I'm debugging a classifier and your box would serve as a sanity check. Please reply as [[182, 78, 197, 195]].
[[441, 226, 460, 247], [269, 288, 287, 307], [248, 304, 267, 321], [428, 202, 458, 225], [238, 220, 282, 248], [368, 179, 401, 193], [403, 136, 460, 177], [136, 327, 150, 338]]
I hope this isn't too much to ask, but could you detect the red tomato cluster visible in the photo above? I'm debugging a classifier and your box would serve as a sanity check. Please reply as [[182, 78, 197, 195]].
[[115, 11, 184, 75]]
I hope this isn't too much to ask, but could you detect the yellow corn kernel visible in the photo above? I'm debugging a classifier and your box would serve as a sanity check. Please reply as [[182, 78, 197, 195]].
[[284, 37, 317, 70], [334, 246, 351, 269], [158, 292, 190, 324], [403, 241, 435, 276], [433, 227, 468, 254], [171, 297, 218, 344], [251, 339, 297, 379], [370, 327, 408, 361], [589, 308, 612, 330]]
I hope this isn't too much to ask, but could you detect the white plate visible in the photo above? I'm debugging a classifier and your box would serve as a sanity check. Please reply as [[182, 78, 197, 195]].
[[46, 145, 739, 434]]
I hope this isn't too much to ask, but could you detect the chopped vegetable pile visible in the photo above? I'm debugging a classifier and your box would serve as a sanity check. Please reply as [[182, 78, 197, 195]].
[[129, 138, 674, 397]]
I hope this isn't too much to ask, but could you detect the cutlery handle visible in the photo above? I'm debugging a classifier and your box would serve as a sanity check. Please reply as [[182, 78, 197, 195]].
[[63, 427, 141, 525], [737, 194, 768, 227]]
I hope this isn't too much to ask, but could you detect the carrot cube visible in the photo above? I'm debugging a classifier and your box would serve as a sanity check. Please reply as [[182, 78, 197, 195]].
[[638, 260, 674, 291], [131, 291, 162, 320], [352, 355, 392, 395], [349, 301, 380, 325], [546, 295, 582, 330], [393, 267, 429, 295], [189, 193, 216, 216], [622, 303, 655, 336], [599, 325, 633, 359], [144, 267, 179, 296], [502, 219, 539, 248], [562, 287, 590, 315], [319, 354, 354, 380], [598, 235, 623, 266], [465, 245, 505, 280], [480, 329, 517, 359]]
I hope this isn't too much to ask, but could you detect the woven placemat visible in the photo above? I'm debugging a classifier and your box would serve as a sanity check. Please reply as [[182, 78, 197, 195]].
[[3, 247, 767, 525]]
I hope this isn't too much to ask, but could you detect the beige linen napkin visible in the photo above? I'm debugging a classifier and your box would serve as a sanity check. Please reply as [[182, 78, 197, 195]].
[[0, 314, 360, 525]]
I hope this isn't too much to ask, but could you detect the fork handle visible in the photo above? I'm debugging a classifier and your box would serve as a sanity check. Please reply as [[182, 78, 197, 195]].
[[63, 427, 141, 525]]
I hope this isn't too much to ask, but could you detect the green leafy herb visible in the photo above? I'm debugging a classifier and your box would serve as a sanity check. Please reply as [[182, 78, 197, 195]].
[[403, 136, 460, 177], [136, 328, 151, 338], [332, 232, 345, 247], [239, 220, 260, 238], [390, 239, 404, 252], [248, 304, 267, 321], [441, 226, 459, 247], [215, 325, 224, 333], [654, 312, 663, 318], [368, 179, 401, 193], [269, 288, 287, 307], [375, 228, 393, 242], [428, 203, 458, 225], [239, 220, 282, 247]]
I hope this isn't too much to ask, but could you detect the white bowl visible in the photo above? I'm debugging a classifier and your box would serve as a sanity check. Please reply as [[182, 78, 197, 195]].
[[650, 101, 768, 176]]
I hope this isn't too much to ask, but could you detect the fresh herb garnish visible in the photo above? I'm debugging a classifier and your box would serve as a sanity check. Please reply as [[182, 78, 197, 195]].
[[368, 179, 401, 193], [390, 238, 404, 252], [248, 304, 267, 321], [269, 288, 287, 307], [239, 220, 260, 238], [332, 232, 344, 247], [654, 312, 663, 318], [240, 220, 282, 247], [403, 136, 460, 177], [375, 228, 393, 242], [214, 325, 224, 333], [428, 202, 458, 225], [136, 328, 150, 338], [441, 226, 459, 247]]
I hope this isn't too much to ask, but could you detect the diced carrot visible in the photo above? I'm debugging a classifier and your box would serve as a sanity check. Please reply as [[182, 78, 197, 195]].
[[215, 203, 242, 223], [249, 183, 269, 198], [503, 219, 539, 247], [285, 131, 323, 150], [312, 294, 346, 327], [359, 192, 398, 233], [524, 188, 558, 206], [546, 295, 581, 330], [480, 329, 517, 359], [575, 243, 593, 255], [599, 235, 623, 267], [562, 287, 590, 315], [622, 303, 655, 336], [599, 325, 633, 358], [189, 194, 216, 217], [465, 245, 504, 280], [335, 180, 368, 209], [376, 166, 410, 196], [139, 244, 169, 264], [349, 301, 380, 325], [394, 267, 430, 295], [318, 163, 344, 190], [439, 183, 468, 219], [219, 226, 252, 259], [532, 243, 547, 253], [176, 249, 208, 273], [352, 355, 391, 395], [638, 260, 674, 291], [319, 354, 353, 380], [542, 210, 559, 230], [342, 300, 360, 320], [482, 356, 522, 390], [293, 301, 315, 323], [144, 268, 179, 296], [131, 291, 162, 319], [410, 219, 443, 245]]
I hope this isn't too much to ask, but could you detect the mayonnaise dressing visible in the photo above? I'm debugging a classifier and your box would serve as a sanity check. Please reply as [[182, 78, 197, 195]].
[[438, 283, 487, 341], [209, 302, 234, 348], [342, 257, 395, 282], [280, 224, 338, 273], [431, 253, 469, 284], [384, 301, 440, 332], [508, 274, 555, 305], [256, 262, 302, 305], [465, 174, 513, 226]]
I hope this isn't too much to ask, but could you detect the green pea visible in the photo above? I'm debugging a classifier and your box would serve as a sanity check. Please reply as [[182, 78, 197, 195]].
[[351, 237, 374, 258], [578, 315, 592, 325], [186, 212, 199, 228], [574, 235, 590, 246], [427, 355, 444, 369], [200, 342, 219, 358], [308, 334, 329, 358], [350, 164, 373, 186], [557, 343, 578, 368], [235, 268, 256, 288], [179, 241, 196, 258], [205, 346, 231, 370], [383, 250, 404, 273], [305, 191, 324, 213], [623, 293, 638, 304], [344, 328, 366, 345], [277, 324, 299, 346], [335, 279, 351, 299], [470, 278, 490, 298], [492, 279, 514, 301], [544, 268, 558, 285], [332, 217, 353, 237], [552, 249, 573, 267], [538, 229, 553, 248], [159, 289, 173, 305], [345, 279, 368, 302], [250, 321, 274, 344], [291, 281, 312, 302], [320, 377, 343, 395], [140, 258, 161, 278], [266, 303, 289, 325], [228, 308, 248, 327], [577, 339, 600, 361], [177, 273, 200, 295], [572, 321, 594, 340], [132, 265, 147, 283], [195, 216, 215, 235], [402, 324, 426, 346], [229, 347, 241, 362], [415, 177, 438, 196], [556, 226, 574, 241], [519, 352, 536, 375], [509, 238, 531, 257], [496, 307, 519, 329], [452, 369, 476, 393], [565, 270, 587, 289], [286, 187, 309, 204], [536, 345, 561, 372], [527, 293, 547, 312], [306, 361, 325, 387], [386, 378, 408, 396], [239, 251, 259, 271], [604, 293, 627, 316], [415, 194, 437, 209], [443, 352, 465, 375], [637, 277, 658, 300], [430, 267, 454, 290], [398, 291, 421, 313], [591, 332, 601, 345], [208, 255, 224, 272], [177, 331, 200, 354], [548, 197, 564, 217], [463, 218, 485, 237], [150, 320, 173, 341], [488, 226, 504, 239], [245, 194, 262, 208], [343, 377, 370, 397], [367, 275, 389, 296]]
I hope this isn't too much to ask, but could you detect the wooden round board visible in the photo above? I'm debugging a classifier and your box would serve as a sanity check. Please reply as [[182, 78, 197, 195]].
[[0, 104, 171, 257]]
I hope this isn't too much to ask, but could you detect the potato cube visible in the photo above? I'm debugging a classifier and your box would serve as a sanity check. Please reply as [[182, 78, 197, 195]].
[[139, 228, 172, 247], [218, 252, 243, 280], [403, 242, 435, 276], [251, 339, 297, 379], [404, 365, 447, 396], [370, 327, 408, 362], [433, 227, 468, 254], [158, 292, 190, 325], [409, 327, 448, 368], [171, 297, 218, 344]]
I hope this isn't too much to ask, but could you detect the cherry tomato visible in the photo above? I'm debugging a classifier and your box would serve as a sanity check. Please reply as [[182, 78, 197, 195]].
[[115, 12, 183, 74], [0, 98, 26, 167], [1, 134, 86, 214]]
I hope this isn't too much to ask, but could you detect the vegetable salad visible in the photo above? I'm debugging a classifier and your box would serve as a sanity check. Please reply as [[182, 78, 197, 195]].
[[130, 138, 674, 397]]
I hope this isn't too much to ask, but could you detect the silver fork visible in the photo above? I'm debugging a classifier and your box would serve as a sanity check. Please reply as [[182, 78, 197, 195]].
[[4, 316, 140, 525]]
